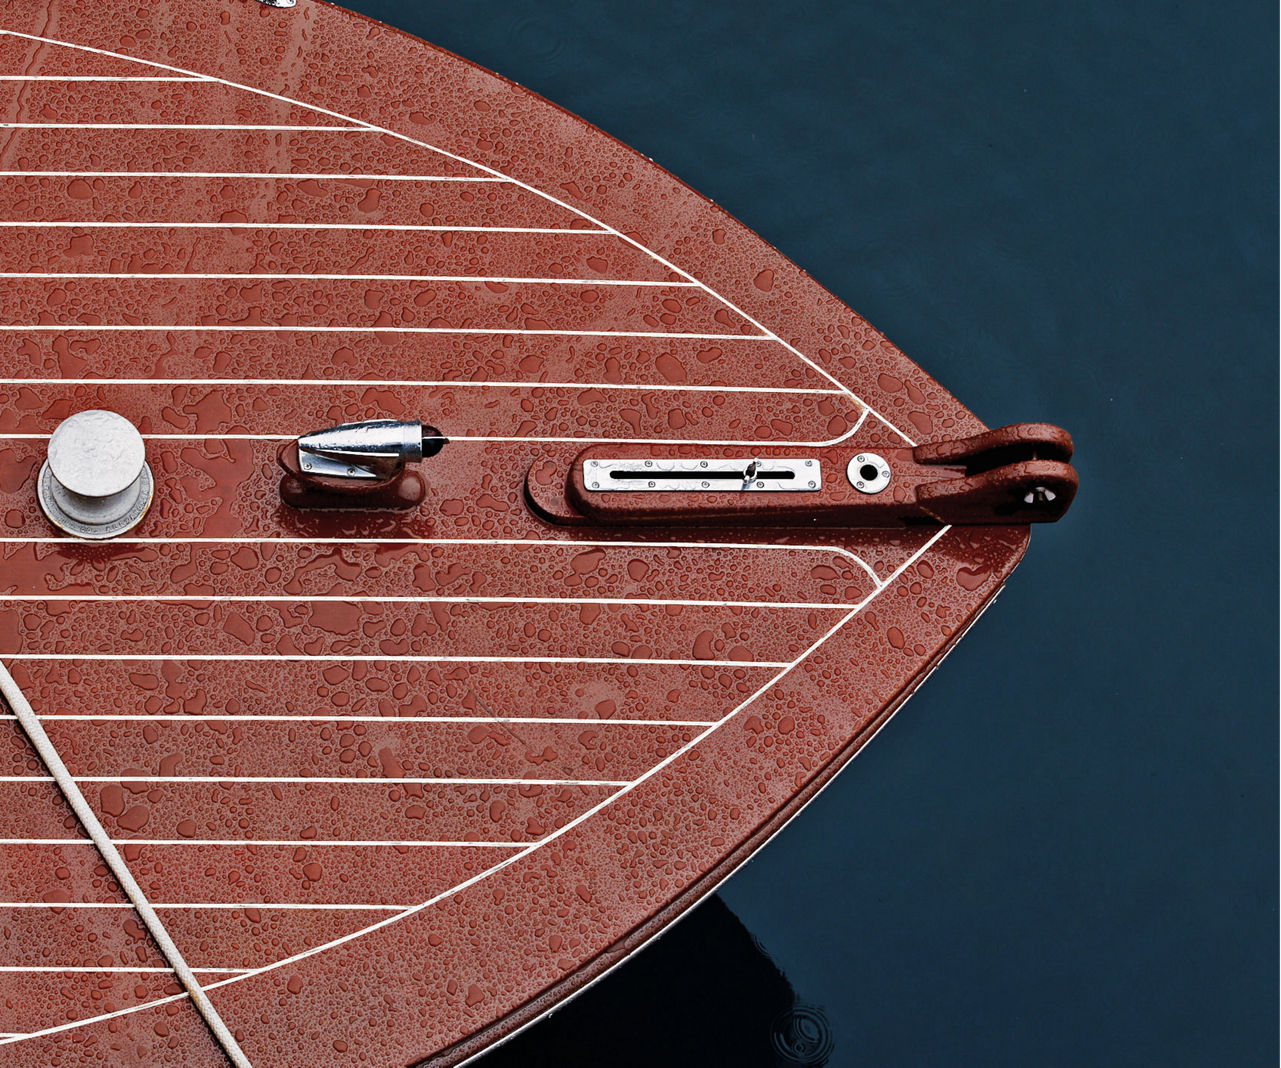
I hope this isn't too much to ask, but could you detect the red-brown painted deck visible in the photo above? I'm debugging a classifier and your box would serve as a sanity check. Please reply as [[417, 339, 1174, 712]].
[[0, 3, 1028, 1064]]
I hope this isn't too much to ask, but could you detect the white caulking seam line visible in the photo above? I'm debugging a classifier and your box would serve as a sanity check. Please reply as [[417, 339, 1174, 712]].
[[0, 530, 931, 1041], [0, 537, 881, 578], [0, 171, 511, 179], [3, 656, 790, 667], [0, 222, 605, 231], [0, 535, 884, 586], [0, 122, 368, 130], [0, 380, 843, 397], [0, 386, 871, 432], [0, 73, 900, 431], [107, 548, 945, 1023], [99, 35, 885, 428], [0, 209, 904, 1057], [0, 427, 840, 443], [0, 902, 413, 910], [0, 380, 842, 395], [2, 433, 843, 448], [0, 534, 861, 549], [0, 776, 635, 785], [0, 75, 205, 81], [0, 328, 761, 340], [235, 64, 906, 438], [0, 594, 860, 610], [0, 966, 245, 973], [2, 716, 721, 726], [0, 273, 699, 286], [0, 423, 862, 447], [844, 405, 871, 440], [364, 128, 910, 441], [0, 24, 921, 1040], [0, 839, 532, 847], [189, 526, 952, 998], [0, 662, 252, 1067], [0, 28, 490, 163], [0, 406, 865, 445], [0, 988, 190, 1044], [0, 28, 913, 446]]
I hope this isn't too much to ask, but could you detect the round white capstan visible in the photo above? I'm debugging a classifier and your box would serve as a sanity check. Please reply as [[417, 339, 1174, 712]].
[[46, 409, 147, 498], [38, 409, 154, 539]]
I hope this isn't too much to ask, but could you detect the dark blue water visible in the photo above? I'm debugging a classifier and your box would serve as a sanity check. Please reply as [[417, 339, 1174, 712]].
[[343, 3, 1277, 1064]]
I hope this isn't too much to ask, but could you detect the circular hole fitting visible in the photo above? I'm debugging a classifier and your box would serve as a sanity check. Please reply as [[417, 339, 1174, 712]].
[[847, 452, 891, 494]]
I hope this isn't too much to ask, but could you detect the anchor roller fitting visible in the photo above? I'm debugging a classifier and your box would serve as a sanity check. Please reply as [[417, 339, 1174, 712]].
[[527, 423, 1077, 527]]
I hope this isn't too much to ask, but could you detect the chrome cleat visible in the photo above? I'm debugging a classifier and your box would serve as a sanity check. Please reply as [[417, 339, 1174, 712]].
[[296, 419, 446, 484], [279, 418, 447, 511]]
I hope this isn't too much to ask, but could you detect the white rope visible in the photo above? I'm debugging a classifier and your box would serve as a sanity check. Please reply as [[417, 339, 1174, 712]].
[[0, 662, 251, 1067]]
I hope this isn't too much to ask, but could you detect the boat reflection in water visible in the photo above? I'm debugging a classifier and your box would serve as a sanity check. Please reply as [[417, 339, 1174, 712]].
[[477, 896, 833, 1068]]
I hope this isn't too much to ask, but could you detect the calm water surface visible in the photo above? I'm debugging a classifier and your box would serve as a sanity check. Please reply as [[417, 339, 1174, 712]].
[[343, 3, 1276, 1064]]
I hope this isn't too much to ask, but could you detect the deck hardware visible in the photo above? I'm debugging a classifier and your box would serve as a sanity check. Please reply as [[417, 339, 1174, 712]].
[[846, 453, 891, 494], [37, 409, 154, 540], [279, 418, 447, 510], [254, 1, 297, 8], [527, 423, 1077, 527], [296, 419, 444, 481], [582, 457, 819, 493]]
